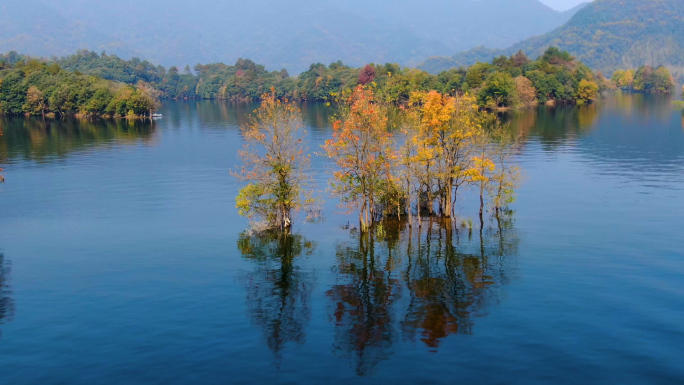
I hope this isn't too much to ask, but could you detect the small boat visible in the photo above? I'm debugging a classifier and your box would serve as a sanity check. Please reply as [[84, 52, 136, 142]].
[[152, 113, 163, 118]]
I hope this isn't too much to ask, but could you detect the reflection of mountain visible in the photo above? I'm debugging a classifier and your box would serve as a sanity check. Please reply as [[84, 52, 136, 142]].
[[0, 117, 156, 163], [327, 219, 518, 374], [237, 232, 316, 359], [0, 253, 15, 338]]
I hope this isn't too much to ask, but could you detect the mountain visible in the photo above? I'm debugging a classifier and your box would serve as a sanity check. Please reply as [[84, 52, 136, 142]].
[[1, 0, 583, 74], [420, 0, 684, 79]]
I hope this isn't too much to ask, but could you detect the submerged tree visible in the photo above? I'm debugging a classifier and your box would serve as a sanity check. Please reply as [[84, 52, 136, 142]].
[[324, 86, 395, 232], [234, 89, 318, 232], [403, 91, 486, 221], [470, 118, 496, 225], [486, 123, 521, 218]]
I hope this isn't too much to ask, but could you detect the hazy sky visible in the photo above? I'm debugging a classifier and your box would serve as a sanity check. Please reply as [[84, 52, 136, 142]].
[[539, 0, 589, 11]]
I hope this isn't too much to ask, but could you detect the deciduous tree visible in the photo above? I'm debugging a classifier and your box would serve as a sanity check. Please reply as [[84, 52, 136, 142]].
[[234, 89, 318, 232], [358, 64, 376, 85], [324, 86, 395, 231], [487, 123, 521, 218], [575, 79, 599, 105]]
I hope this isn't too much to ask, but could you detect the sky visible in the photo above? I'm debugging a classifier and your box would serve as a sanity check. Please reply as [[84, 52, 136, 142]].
[[539, 0, 590, 11]]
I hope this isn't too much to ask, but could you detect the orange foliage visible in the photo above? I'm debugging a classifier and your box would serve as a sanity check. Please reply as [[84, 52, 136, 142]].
[[324, 86, 395, 231]]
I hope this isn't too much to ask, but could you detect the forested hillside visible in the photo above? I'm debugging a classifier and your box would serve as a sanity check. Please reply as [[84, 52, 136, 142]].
[[0, 58, 159, 118], [420, 0, 684, 79], [1, 0, 583, 74]]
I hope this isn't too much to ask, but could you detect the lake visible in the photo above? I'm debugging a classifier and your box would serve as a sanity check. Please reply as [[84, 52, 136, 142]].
[[0, 93, 683, 384]]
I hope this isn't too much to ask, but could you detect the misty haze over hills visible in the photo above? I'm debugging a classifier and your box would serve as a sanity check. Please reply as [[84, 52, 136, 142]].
[[0, 0, 585, 73], [420, 0, 684, 79]]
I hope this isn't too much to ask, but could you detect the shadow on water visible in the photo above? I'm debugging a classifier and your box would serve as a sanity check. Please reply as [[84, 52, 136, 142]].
[[0, 116, 156, 164], [326, 218, 518, 374], [237, 231, 317, 363], [0, 253, 15, 340]]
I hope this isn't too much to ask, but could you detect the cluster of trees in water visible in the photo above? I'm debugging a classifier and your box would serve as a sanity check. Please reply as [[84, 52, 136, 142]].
[[611, 66, 677, 93], [3, 47, 677, 119], [234, 86, 520, 233], [0, 56, 160, 118]]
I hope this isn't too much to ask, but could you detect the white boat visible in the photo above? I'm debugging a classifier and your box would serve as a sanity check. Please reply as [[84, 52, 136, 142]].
[[152, 113, 163, 118]]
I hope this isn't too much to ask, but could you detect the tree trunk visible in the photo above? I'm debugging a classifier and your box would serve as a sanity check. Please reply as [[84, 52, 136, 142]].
[[417, 195, 422, 229], [406, 181, 413, 228], [479, 182, 485, 227], [445, 184, 452, 218]]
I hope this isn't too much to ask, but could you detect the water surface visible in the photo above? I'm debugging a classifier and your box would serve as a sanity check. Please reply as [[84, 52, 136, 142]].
[[0, 94, 683, 384]]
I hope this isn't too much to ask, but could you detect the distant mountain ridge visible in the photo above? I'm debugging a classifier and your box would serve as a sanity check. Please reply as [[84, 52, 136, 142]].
[[1, 0, 583, 74], [420, 0, 684, 79]]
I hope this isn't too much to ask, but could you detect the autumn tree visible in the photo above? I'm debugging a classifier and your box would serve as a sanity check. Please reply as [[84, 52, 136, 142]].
[[511, 50, 529, 68], [324, 86, 395, 232], [23, 86, 46, 116], [405, 91, 482, 219], [406, 91, 451, 218], [470, 117, 496, 224], [486, 123, 521, 218], [233, 89, 317, 232], [575, 79, 599, 105], [612, 69, 634, 89], [514, 76, 537, 108], [358, 64, 376, 85], [132, 81, 162, 117]]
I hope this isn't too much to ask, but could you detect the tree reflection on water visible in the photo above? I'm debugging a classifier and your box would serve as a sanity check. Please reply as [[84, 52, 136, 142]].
[[329, 217, 518, 373], [327, 226, 403, 376], [0, 116, 156, 163], [0, 253, 15, 339], [238, 215, 518, 375], [237, 231, 316, 361]]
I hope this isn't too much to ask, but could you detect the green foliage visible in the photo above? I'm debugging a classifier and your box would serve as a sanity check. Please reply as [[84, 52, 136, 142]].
[[0, 58, 160, 117], [633, 66, 676, 93], [1, 46, 653, 111], [478, 72, 516, 109], [233, 91, 317, 231]]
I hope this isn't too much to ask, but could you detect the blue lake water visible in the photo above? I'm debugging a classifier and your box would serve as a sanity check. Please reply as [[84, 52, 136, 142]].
[[0, 93, 683, 384]]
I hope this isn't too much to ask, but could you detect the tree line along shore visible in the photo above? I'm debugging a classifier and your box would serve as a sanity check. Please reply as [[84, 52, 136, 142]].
[[0, 47, 678, 118]]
